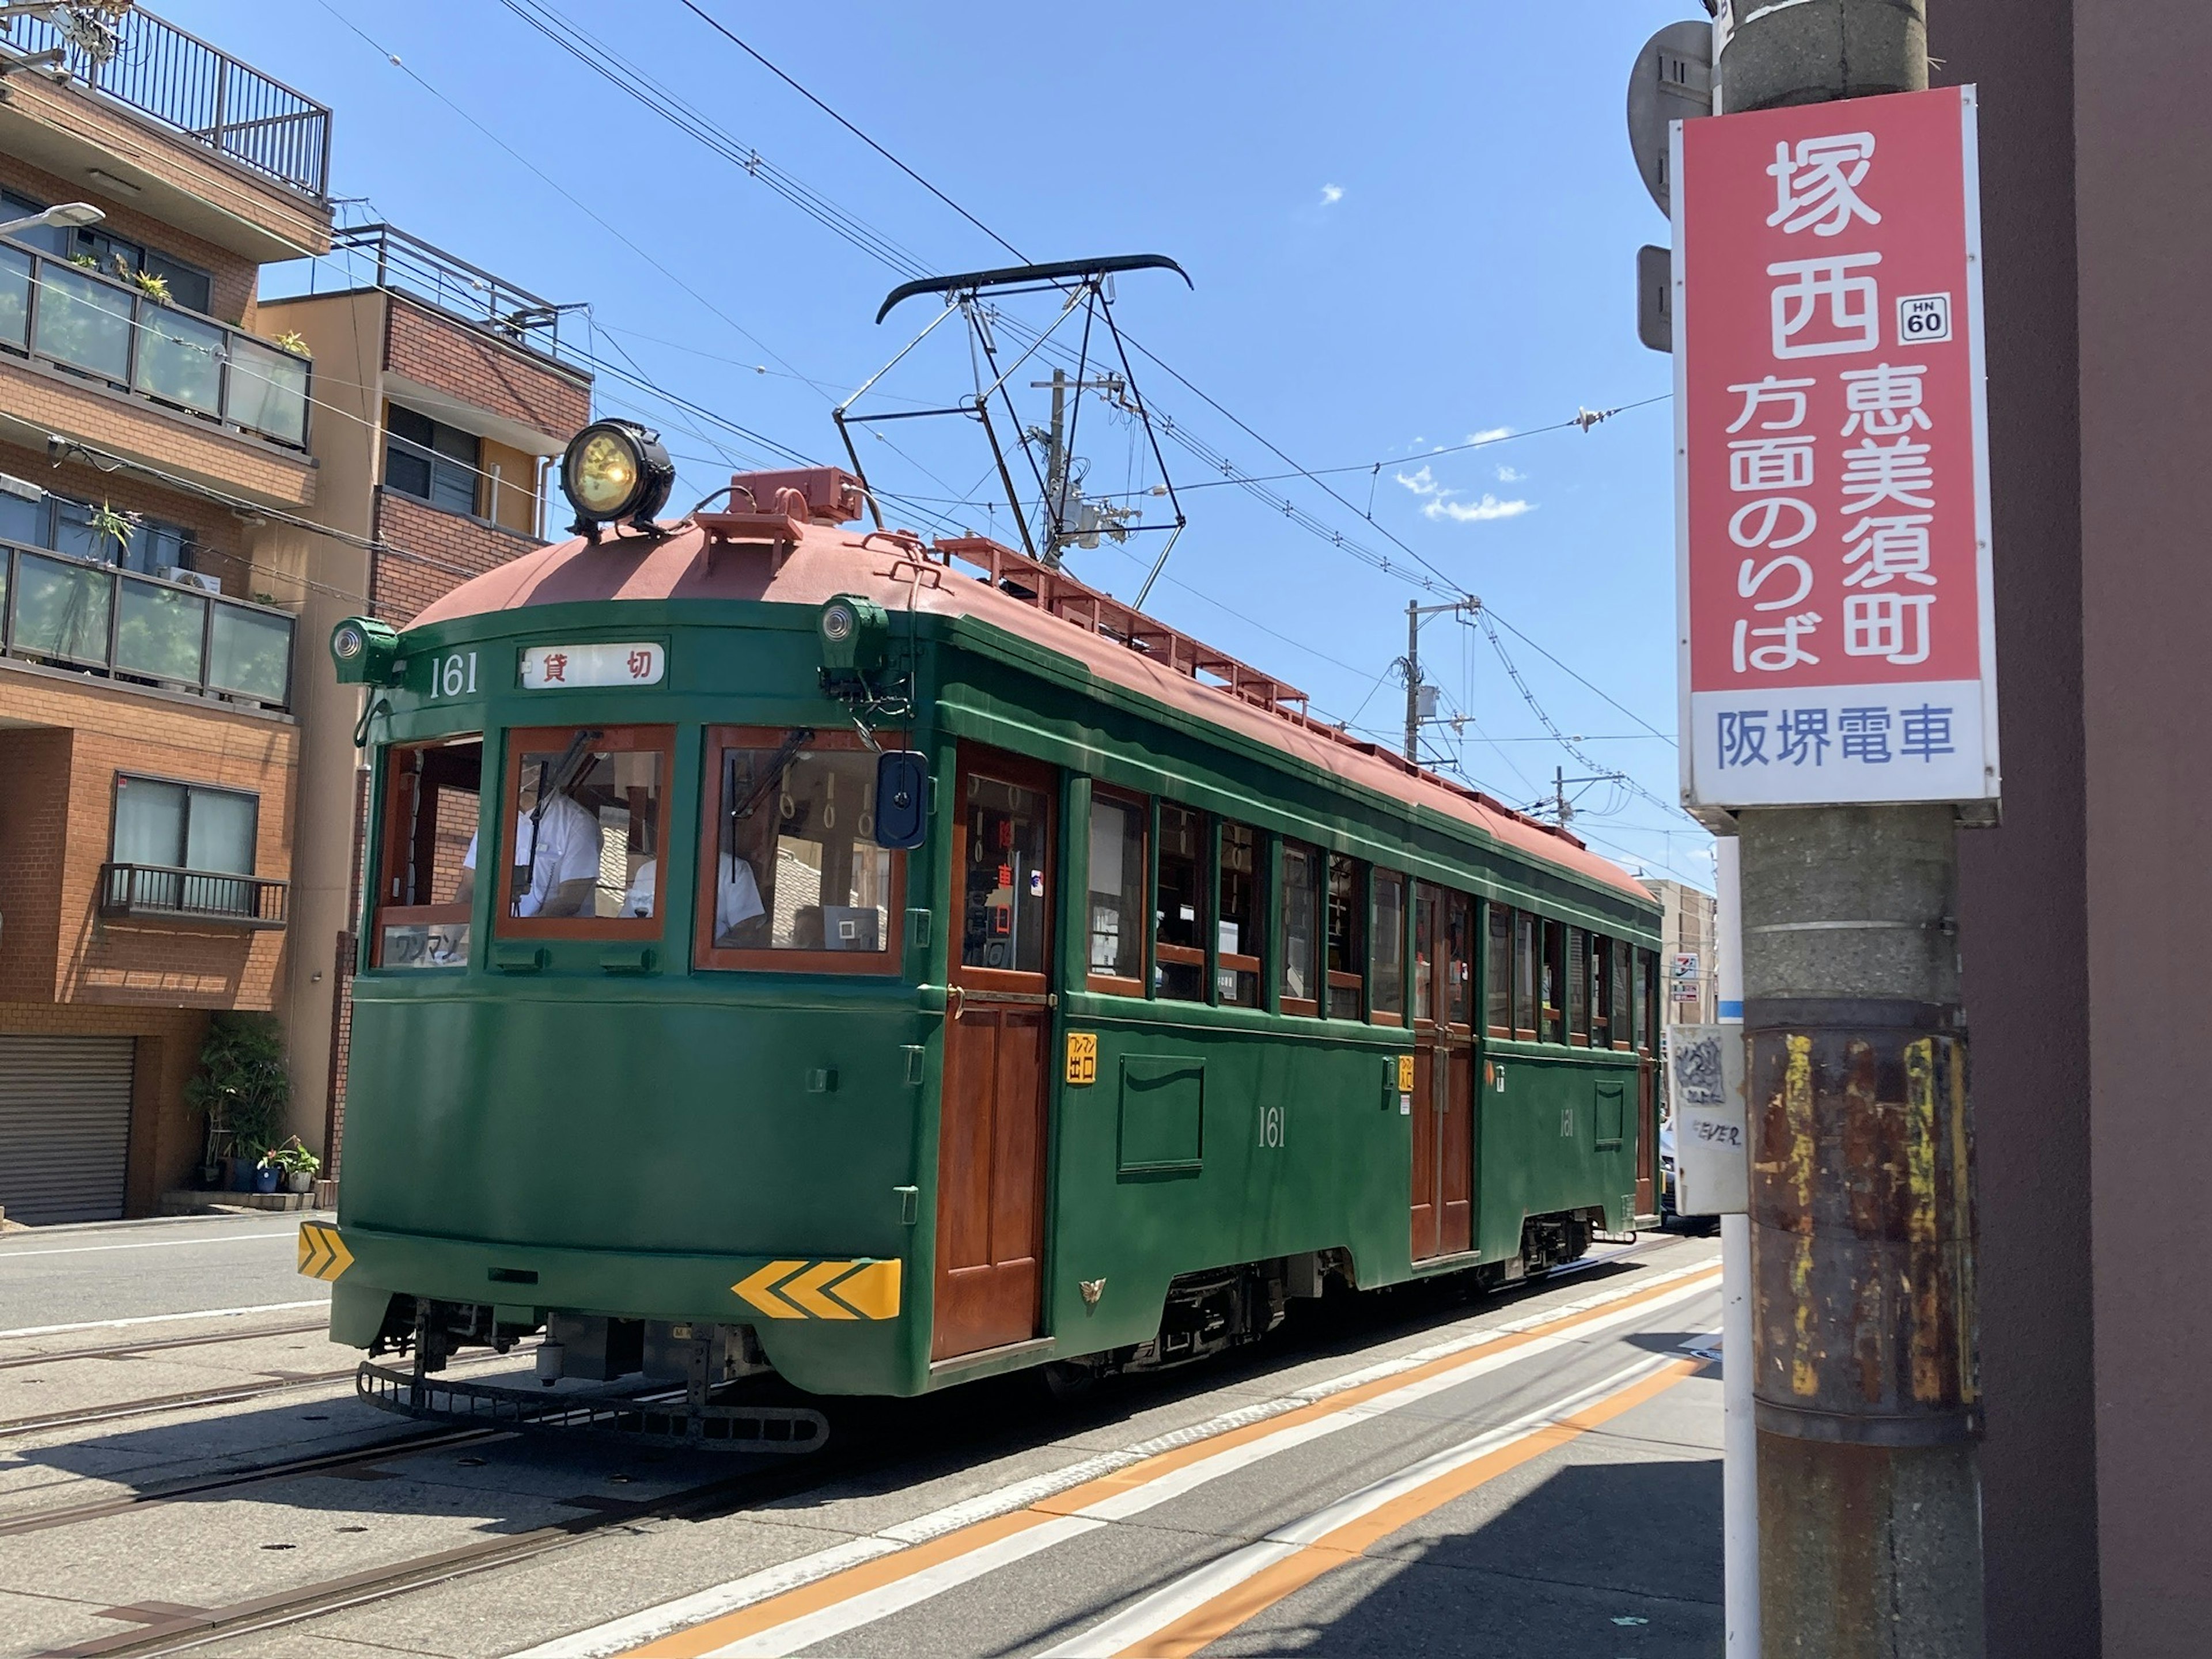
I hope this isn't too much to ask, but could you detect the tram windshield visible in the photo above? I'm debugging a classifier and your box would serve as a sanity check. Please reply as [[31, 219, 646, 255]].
[[704, 730, 895, 964], [498, 726, 666, 925]]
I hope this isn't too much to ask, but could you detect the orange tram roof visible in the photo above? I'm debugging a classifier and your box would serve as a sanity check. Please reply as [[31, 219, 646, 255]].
[[408, 467, 1654, 908]]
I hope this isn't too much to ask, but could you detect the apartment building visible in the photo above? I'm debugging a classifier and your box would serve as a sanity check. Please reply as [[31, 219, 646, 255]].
[[0, 12, 590, 1224], [1641, 877, 1718, 1028], [259, 226, 592, 1184]]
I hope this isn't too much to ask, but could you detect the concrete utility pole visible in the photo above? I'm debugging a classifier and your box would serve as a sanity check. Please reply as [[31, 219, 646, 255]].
[[1717, 3, 1986, 1656], [1404, 600, 1423, 763]]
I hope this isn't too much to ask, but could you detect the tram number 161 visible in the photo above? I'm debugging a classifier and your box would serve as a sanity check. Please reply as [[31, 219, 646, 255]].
[[1256, 1104, 1286, 1150], [427, 650, 479, 699]]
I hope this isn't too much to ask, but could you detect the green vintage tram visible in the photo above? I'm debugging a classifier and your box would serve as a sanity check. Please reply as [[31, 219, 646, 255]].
[[313, 428, 1663, 1431]]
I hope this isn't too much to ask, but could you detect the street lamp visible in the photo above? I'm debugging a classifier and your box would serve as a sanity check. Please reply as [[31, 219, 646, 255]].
[[0, 202, 105, 238]]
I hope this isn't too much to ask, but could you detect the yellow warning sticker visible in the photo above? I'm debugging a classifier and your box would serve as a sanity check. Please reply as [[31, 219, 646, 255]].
[[734, 1259, 902, 1320], [1397, 1054, 1416, 1092], [1066, 1031, 1099, 1085]]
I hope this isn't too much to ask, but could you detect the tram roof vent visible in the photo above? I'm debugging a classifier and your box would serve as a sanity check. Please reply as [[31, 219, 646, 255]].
[[726, 467, 866, 526]]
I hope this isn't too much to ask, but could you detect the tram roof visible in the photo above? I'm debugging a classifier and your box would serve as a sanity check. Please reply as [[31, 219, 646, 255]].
[[407, 476, 1654, 908]]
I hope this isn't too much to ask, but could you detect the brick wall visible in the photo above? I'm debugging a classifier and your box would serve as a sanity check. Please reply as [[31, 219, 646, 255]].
[[0, 668, 296, 1010], [0, 437, 244, 565], [0, 727, 71, 1003], [385, 298, 590, 440], [371, 487, 548, 626]]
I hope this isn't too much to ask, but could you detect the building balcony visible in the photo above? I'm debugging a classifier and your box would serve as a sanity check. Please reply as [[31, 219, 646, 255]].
[[0, 9, 332, 260], [98, 862, 289, 929], [0, 536, 293, 710]]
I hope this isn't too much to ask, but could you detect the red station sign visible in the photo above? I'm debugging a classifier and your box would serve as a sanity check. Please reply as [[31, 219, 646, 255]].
[[1673, 85, 1998, 809]]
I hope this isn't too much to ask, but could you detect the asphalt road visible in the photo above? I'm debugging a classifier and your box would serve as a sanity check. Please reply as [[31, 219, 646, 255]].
[[0, 1211, 330, 1336], [0, 1223, 1724, 1659]]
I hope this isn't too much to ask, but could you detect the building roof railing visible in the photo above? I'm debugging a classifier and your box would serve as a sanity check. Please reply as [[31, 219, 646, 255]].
[[0, 5, 333, 199], [326, 224, 579, 365]]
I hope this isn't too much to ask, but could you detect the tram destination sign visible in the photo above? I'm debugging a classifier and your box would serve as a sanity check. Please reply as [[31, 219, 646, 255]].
[[1673, 85, 1998, 810], [518, 642, 665, 690]]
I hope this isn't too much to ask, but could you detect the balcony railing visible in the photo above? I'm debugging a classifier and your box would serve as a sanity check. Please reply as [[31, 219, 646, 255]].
[[99, 862, 289, 928], [0, 537, 294, 710], [329, 224, 577, 362], [0, 7, 331, 198], [0, 236, 312, 449]]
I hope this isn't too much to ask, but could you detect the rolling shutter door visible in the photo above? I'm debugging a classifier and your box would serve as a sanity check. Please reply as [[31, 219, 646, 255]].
[[0, 1036, 135, 1225]]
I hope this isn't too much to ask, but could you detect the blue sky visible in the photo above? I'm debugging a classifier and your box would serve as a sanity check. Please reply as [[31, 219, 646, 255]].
[[172, 0, 1713, 885]]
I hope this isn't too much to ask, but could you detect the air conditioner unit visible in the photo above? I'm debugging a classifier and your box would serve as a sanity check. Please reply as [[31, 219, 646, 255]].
[[156, 565, 221, 594]]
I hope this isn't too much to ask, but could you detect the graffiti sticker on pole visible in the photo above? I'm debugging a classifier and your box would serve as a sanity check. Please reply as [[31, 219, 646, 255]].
[[1673, 86, 1997, 809]]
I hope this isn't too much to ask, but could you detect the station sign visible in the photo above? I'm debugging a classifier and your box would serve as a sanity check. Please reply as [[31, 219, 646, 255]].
[[1673, 86, 1998, 809], [519, 642, 665, 690]]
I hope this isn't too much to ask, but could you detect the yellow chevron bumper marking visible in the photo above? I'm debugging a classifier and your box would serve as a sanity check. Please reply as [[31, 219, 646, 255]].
[[734, 1260, 809, 1319], [783, 1261, 858, 1320], [730, 1259, 902, 1320], [828, 1258, 902, 1320], [296, 1222, 353, 1283]]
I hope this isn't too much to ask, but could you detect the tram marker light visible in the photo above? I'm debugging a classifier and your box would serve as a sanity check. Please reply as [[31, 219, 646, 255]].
[[818, 594, 891, 680], [559, 419, 675, 536], [874, 750, 929, 850], [329, 616, 400, 686]]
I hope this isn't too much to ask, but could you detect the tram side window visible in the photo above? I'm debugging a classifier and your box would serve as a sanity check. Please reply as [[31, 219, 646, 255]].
[[1325, 854, 1366, 1019], [1611, 938, 1633, 1047], [1541, 919, 1566, 1043], [1372, 872, 1407, 1025], [1485, 904, 1513, 1036], [499, 728, 666, 930], [1514, 911, 1537, 1037], [1446, 892, 1473, 1028], [1088, 791, 1147, 991], [373, 735, 481, 969], [1590, 934, 1612, 1046], [1155, 803, 1206, 1002], [1640, 948, 1661, 1051], [1566, 927, 1589, 1043], [959, 770, 1046, 974], [703, 730, 898, 967], [1217, 821, 1263, 1008], [1279, 841, 1321, 1016]]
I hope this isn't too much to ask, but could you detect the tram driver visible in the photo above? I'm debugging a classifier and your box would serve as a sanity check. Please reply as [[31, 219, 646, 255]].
[[608, 850, 767, 936], [454, 787, 601, 918]]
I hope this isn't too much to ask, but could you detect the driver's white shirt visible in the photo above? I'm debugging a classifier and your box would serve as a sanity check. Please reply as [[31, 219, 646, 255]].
[[462, 793, 601, 916]]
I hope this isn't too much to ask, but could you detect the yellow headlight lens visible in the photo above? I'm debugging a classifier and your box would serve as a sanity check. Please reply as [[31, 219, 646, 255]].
[[569, 430, 639, 516]]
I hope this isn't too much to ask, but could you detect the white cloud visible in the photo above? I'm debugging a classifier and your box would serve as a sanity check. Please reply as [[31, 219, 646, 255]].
[[1396, 464, 1531, 523], [1495, 464, 1525, 483], [1425, 493, 1534, 524], [1465, 426, 1513, 445], [1319, 183, 1344, 206]]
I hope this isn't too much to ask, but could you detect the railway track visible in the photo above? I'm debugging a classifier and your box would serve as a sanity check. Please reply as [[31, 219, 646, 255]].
[[0, 1366, 363, 1437], [0, 1319, 331, 1372]]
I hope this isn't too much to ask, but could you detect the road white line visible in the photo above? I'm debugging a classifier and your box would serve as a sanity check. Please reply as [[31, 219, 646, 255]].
[[1036, 1356, 1681, 1658], [0, 1300, 329, 1340], [0, 1230, 301, 1261], [510, 1260, 1721, 1659]]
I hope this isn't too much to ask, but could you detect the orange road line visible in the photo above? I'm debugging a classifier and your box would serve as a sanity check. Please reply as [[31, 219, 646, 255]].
[[619, 1266, 1718, 1658], [1118, 1358, 1705, 1659]]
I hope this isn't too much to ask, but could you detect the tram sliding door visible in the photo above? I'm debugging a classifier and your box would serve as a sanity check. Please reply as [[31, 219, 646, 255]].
[[1411, 886, 1475, 1262], [933, 747, 1056, 1362]]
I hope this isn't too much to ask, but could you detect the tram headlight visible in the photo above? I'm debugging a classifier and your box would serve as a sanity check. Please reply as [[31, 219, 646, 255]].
[[818, 594, 890, 679], [559, 419, 675, 534], [329, 615, 400, 686]]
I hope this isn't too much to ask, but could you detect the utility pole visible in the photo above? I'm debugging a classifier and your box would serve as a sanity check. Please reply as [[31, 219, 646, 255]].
[[1404, 600, 1422, 763], [1554, 766, 1572, 827], [1715, 5, 1986, 1656]]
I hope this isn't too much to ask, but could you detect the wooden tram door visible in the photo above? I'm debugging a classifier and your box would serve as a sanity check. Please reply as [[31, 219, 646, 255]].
[[1410, 887, 1475, 1261], [933, 748, 1056, 1362]]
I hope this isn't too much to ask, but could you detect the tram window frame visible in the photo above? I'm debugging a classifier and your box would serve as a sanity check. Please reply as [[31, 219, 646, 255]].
[[1641, 948, 1661, 1052], [1325, 853, 1366, 1019], [1278, 839, 1321, 1017], [1566, 926, 1590, 1045], [370, 733, 482, 970], [695, 724, 906, 975], [1484, 903, 1513, 1038], [1541, 919, 1566, 1044], [1590, 933, 1612, 1047], [1611, 938, 1634, 1050], [1444, 889, 1474, 1031], [1370, 871, 1407, 1027], [1154, 801, 1207, 1003], [495, 725, 673, 941], [1514, 911, 1538, 1040], [1086, 786, 1149, 997], [1215, 819, 1264, 1009]]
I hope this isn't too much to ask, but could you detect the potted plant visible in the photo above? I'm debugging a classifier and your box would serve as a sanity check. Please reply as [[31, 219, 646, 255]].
[[183, 1013, 289, 1197], [261, 1137, 321, 1195]]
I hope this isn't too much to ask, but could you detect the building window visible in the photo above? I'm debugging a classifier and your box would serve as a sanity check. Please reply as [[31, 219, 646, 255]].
[[700, 728, 900, 971], [1215, 821, 1263, 1008], [497, 726, 668, 934], [1371, 872, 1406, 1025], [1486, 904, 1513, 1035], [385, 404, 482, 516], [112, 774, 256, 874], [1325, 854, 1365, 1019], [1087, 790, 1146, 993], [1280, 840, 1320, 1016], [0, 483, 196, 574], [374, 736, 480, 969], [1155, 803, 1206, 1002]]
